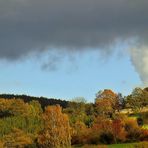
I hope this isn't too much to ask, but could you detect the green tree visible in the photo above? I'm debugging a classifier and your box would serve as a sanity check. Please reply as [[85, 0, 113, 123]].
[[126, 87, 148, 111], [64, 98, 87, 125]]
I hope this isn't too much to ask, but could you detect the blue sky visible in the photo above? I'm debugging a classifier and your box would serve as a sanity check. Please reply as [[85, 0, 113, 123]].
[[1, 0, 147, 102], [0, 47, 141, 102]]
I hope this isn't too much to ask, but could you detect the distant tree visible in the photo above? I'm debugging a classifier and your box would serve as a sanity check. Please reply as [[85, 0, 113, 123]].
[[96, 89, 117, 100], [117, 93, 125, 109], [85, 103, 94, 116], [95, 89, 119, 117], [9, 99, 30, 116], [0, 99, 11, 111], [95, 98, 113, 117], [126, 87, 148, 111], [29, 100, 43, 117], [84, 103, 94, 127], [0, 94, 69, 109], [64, 98, 87, 125], [71, 97, 87, 103], [38, 105, 71, 148]]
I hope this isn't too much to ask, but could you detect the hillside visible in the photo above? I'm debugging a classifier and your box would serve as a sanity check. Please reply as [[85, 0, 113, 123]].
[[0, 94, 68, 109]]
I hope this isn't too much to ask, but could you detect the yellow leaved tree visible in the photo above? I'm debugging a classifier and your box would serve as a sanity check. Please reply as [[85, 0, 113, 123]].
[[38, 105, 71, 148]]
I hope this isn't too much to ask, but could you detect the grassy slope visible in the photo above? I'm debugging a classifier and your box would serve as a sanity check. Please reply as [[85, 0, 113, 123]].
[[73, 142, 148, 148]]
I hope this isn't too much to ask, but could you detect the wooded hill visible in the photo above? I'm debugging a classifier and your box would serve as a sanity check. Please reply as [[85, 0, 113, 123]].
[[0, 88, 147, 147], [0, 94, 68, 109]]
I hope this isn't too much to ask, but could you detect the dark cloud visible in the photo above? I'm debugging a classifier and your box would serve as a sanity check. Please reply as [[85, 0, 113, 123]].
[[0, 0, 148, 59]]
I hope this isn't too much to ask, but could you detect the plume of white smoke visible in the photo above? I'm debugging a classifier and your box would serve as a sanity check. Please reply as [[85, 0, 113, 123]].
[[130, 46, 148, 85]]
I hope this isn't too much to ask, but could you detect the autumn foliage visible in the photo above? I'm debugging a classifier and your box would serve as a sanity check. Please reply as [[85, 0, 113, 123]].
[[38, 105, 71, 148], [0, 87, 147, 147]]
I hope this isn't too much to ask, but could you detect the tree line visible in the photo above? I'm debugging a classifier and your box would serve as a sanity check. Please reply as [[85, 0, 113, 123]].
[[0, 94, 68, 109], [0, 87, 147, 147]]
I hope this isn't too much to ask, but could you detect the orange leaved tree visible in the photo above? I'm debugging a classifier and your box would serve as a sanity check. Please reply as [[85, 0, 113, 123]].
[[95, 89, 119, 117]]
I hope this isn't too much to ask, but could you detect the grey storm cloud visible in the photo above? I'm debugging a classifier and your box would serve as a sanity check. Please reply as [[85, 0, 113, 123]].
[[0, 0, 148, 83]]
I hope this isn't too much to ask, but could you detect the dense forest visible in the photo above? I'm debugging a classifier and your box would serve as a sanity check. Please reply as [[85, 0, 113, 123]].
[[0, 87, 148, 147], [0, 94, 68, 109]]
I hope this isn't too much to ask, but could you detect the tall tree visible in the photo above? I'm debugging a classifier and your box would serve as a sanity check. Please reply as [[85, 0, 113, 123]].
[[38, 105, 71, 148]]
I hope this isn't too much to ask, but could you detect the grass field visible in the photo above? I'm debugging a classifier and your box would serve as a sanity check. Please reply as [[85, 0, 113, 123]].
[[73, 142, 148, 148], [108, 142, 148, 148]]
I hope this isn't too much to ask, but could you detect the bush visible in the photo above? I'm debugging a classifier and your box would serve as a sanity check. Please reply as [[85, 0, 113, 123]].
[[139, 129, 148, 141], [99, 132, 114, 144], [71, 121, 90, 145], [124, 118, 141, 142], [3, 128, 33, 147], [112, 119, 126, 142]]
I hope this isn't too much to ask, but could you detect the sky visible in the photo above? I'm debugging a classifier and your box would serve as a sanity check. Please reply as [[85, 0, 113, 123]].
[[0, 0, 147, 102]]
